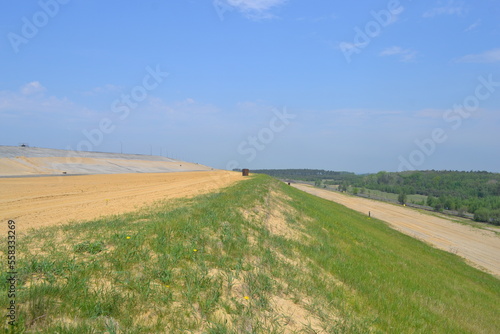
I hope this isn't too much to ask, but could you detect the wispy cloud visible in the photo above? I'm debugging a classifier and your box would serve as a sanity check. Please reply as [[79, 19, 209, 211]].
[[225, 0, 287, 19], [456, 48, 500, 63], [20, 81, 46, 96], [464, 19, 481, 32], [0, 83, 96, 121], [227, 0, 286, 12], [380, 46, 417, 62], [423, 1, 466, 18]]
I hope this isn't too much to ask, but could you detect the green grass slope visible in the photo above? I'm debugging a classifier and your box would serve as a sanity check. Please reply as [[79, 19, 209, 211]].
[[2, 175, 499, 333]]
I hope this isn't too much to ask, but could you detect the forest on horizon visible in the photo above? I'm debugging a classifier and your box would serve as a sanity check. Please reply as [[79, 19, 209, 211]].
[[249, 169, 500, 226]]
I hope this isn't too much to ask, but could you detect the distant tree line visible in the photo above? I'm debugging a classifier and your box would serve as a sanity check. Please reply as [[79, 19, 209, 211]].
[[251, 169, 500, 225], [250, 169, 357, 182], [347, 171, 500, 224]]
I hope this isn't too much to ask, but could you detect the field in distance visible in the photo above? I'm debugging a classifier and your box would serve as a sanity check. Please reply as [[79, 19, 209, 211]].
[[0, 145, 211, 177]]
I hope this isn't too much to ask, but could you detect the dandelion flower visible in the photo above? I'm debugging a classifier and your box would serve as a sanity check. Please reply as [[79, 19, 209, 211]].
[[244, 296, 250, 300], [126, 236, 131, 239], [193, 249, 198, 252]]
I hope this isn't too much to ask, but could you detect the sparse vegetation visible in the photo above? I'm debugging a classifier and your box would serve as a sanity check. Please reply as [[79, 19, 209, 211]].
[[2, 175, 499, 333]]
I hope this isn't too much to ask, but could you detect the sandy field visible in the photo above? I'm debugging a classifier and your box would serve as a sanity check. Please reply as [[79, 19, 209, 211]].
[[0, 156, 212, 176], [1, 171, 244, 232], [293, 184, 500, 278], [0, 146, 213, 176]]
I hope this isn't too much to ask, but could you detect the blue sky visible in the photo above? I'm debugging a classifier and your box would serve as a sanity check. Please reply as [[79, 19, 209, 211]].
[[1, 0, 499, 173]]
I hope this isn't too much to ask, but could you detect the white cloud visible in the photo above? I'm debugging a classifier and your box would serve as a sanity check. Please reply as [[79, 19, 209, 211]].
[[380, 46, 417, 62], [423, 1, 466, 18], [456, 48, 500, 63], [226, 0, 287, 19], [227, 0, 286, 12], [337, 6, 404, 60], [0, 84, 96, 121], [380, 46, 403, 56], [21, 81, 46, 95], [464, 19, 481, 32]]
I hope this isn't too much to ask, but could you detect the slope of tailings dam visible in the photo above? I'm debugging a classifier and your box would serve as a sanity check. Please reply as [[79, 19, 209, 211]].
[[0, 146, 211, 176]]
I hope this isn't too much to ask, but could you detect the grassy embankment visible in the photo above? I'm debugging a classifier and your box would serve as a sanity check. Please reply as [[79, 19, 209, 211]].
[[2, 174, 499, 333]]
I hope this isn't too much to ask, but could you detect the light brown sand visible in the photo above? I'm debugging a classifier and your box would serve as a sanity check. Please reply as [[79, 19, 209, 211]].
[[0, 171, 244, 232]]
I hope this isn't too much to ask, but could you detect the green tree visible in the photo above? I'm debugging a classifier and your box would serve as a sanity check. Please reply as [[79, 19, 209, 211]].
[[427, 195, 436, 207], [398, 192, 407, 205], [474, 208, 490, 223], [434, 202, 444, 212]]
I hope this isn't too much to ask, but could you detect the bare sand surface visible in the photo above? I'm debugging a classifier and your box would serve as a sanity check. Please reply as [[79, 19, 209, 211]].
[[0, 146, 213, 176], [1, 171, 244, 232], [293, 184, 500, 278], [0, 156, 212, 176]]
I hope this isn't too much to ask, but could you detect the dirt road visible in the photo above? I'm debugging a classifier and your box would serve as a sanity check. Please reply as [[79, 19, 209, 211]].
[[1, 171, 244, 231], [293, 184, 500, 278]]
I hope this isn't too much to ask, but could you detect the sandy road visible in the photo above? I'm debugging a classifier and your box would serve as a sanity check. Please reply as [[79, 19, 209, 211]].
[[0, 171, 244, 232], [292, 184, 500, 278]]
